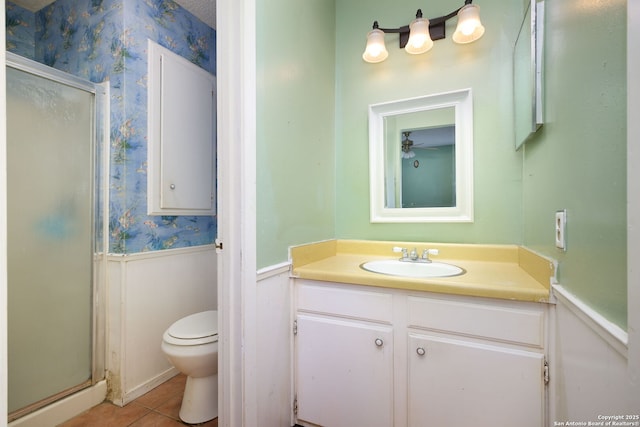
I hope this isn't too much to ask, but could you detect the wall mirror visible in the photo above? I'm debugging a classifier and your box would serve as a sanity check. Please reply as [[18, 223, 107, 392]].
[[368, 88, 473, 223], [513, 0, 544, 149]]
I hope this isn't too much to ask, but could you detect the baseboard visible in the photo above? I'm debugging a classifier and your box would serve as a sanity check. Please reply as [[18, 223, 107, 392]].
[[120, 367, 179, 406]]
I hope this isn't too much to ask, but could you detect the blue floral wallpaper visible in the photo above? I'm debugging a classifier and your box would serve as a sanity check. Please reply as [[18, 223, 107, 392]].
[[6, 0, 217, 254], [6, 2, 35, 58]]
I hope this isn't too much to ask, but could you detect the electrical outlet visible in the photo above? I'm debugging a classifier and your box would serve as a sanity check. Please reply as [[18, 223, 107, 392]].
[[555, 210, 567, 251]]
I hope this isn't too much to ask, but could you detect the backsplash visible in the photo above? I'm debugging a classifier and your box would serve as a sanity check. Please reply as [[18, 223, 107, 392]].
[[6, 0, 217, 253]]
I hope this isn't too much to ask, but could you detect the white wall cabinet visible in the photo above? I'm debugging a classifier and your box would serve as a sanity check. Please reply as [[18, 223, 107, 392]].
[[147, 40, 216, 215], [294, 280, 548, 427]]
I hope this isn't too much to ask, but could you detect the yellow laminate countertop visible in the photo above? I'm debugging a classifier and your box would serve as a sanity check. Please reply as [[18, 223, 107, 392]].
[[290, 240, 556, 303]]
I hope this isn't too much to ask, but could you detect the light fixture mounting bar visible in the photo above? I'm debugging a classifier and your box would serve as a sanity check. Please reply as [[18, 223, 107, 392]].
[[362, 0, 483, 63], [372, 1, 471, 48], [373, 22, 411, 49]]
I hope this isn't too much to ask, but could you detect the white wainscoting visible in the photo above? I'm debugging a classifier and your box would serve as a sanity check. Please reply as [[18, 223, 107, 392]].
[[256, 262, 293, 427], [106, 245, 217, 405], [551, 285, 629, 422]]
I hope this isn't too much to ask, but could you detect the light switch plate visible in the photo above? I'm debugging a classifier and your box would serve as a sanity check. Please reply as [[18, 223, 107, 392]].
[[555, 210, 567, 251]]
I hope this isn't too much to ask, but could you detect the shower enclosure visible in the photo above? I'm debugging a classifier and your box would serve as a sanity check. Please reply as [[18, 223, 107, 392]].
[[6, 53, 107, 421]]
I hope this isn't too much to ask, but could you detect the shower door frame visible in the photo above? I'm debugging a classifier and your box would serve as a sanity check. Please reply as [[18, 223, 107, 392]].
[[5, 52, 108, 421]]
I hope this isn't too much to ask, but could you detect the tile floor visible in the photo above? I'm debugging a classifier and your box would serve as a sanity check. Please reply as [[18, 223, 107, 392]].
[[58, 375, 218, 427]]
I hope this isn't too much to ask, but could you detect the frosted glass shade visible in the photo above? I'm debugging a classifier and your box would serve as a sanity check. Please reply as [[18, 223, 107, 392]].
[[362, 28, 389, 63], [452, 4, 485, 44], [405, 17, 433, 54]]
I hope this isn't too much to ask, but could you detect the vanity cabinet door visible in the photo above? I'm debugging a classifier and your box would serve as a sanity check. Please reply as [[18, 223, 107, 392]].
[[407, 333, 545, 427], [295, 313, 394, 427]]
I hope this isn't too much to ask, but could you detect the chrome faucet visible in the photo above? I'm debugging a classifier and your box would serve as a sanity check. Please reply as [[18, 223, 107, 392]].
[[421, 248, 439, 262], [393, 247, 439, 263]]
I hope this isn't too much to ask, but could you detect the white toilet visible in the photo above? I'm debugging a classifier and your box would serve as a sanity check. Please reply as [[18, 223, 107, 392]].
[[161, 310, 218, 424]]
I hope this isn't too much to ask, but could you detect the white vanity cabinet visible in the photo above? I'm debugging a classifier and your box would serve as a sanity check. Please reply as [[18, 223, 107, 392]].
[[294, 280, 548, 427], [295, 281, 394, 427], [406, 295, 547, 427], [296, 315, 394, 427], [407, 333, 544, 426]]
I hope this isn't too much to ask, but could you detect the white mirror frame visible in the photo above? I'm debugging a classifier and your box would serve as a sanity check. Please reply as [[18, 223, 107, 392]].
[[368, 88, 474, 223]]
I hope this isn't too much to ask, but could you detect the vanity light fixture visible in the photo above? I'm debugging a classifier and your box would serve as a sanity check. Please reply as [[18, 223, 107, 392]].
[[362, 0, 485, 63]]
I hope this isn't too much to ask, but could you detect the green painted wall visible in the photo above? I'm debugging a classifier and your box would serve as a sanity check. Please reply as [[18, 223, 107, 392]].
[[256, 0, 525, 266], [256, 0, 627, 328], [335, 0, 525, 242], [522, 0, 627, 328], [256, 0, 336, 268]]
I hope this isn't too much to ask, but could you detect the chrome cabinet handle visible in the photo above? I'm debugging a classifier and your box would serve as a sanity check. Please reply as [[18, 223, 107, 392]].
[[416, 347, 426, 356], [375, 338, 384, 347]]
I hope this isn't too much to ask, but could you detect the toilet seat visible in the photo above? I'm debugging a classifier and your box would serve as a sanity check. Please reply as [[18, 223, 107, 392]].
[[163, 310, 218, 346]]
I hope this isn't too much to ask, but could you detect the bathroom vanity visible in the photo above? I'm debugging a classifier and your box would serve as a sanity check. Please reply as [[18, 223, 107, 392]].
[[290, 240, 555, 427]]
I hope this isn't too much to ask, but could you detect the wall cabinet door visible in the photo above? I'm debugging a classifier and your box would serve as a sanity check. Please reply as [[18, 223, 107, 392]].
[[407, 333, 545, 427], [296, 314, 394, 427], [147, 40, 216, 215]]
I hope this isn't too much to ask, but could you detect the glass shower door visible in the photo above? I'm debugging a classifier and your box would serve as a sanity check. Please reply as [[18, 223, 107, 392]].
[[6, 62, 95, 419]]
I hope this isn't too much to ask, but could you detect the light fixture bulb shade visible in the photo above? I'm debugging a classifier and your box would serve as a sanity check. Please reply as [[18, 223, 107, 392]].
[[362, 28, 389, 63], [405, 17, 433, 55], [452, 4, 485, 44], [401, 150, 416, 159]]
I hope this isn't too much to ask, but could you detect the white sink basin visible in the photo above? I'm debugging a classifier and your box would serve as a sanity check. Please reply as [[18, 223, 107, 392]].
[[361, 259, 464, 278]]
